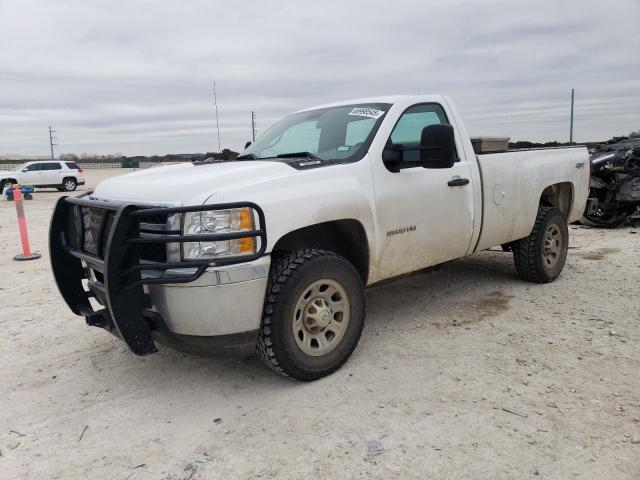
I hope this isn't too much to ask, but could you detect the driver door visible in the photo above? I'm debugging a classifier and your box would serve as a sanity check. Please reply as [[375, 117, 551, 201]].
[[372, 103, 475, 279]]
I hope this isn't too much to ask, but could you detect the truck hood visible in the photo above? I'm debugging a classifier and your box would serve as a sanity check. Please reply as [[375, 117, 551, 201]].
[[91, 161, 297, 204]]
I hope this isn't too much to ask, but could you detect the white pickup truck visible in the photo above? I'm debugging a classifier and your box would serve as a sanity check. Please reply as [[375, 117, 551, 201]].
[[49, 95, 590, 380]]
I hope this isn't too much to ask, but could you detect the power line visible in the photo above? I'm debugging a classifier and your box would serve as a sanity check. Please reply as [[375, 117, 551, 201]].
[[213, 81, 222, 153], [48, 126, 58, 160], [251, 111, 256, 142], [569, 88, 575, 144]]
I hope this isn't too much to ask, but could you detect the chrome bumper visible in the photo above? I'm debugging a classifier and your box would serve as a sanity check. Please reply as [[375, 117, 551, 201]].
[[145, 256, 270, 336]]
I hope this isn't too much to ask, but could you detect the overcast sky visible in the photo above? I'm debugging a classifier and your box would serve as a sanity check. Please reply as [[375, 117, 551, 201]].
[[1, 0, 639, 156]]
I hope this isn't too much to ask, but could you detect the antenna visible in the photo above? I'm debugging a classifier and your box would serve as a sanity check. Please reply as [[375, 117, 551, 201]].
[[48, 126, 58, 160], [213, 81, 222, 153], [569, 88, 575, 144], [251, 111, 256, 142]]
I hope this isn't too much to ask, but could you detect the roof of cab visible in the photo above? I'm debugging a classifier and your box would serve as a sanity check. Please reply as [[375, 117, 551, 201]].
[[293, 95, 447, 114], [293, 95, 413, 113]]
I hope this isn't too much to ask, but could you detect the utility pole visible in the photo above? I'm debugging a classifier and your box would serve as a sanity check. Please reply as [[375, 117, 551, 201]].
[[48, 126, 57, 160], [251, 111, 256, 142], [213, 81, 222, 154], [569, 88, 575, 144]]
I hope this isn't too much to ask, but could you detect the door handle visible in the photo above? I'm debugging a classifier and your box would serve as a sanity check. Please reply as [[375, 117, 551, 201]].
[[447, 178, 469, 187]]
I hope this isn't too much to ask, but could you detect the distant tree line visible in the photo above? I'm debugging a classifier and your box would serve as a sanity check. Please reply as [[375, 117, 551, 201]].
[[58, 149, 239, 163]]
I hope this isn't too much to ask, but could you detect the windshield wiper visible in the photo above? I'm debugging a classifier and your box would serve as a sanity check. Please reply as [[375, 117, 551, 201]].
[[276, 151, 322, 161], [237, 152, 323, 161]]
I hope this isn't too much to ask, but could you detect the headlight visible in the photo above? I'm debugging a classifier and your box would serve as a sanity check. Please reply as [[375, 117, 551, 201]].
[[182, 207, 257, 260]]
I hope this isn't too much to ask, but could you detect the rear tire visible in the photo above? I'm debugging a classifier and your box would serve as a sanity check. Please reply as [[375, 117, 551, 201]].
[[62, 178, 77, 192], [257, 249, 365, 381], [512, 206, 568, 283]]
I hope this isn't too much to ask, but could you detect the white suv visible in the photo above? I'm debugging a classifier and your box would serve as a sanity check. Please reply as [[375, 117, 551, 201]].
[[0, 160, 86, 192]]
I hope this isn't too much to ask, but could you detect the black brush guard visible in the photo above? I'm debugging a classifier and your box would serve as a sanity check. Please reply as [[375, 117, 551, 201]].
[[49, 195, 266, 355]]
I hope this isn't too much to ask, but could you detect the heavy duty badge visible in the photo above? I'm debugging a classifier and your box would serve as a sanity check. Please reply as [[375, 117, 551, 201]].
[[386, 226, 417, 237]]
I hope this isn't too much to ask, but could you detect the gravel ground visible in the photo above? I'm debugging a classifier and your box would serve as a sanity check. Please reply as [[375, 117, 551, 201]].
[[1, 170, 639, 479]]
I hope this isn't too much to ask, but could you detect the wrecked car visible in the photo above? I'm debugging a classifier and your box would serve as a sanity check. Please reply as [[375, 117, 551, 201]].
[[581, 145, 640, 227]]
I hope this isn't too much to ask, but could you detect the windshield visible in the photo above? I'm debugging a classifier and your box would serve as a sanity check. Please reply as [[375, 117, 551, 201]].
[[241, 103, 391, 162], [12, 163, 26, 171]]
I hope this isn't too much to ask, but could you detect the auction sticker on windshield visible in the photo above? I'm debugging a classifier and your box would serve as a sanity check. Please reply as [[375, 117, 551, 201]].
[[348, 107, 385, 119]]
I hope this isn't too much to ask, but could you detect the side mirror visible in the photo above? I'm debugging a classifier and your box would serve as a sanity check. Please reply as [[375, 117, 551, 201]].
[[382, 124, 456, 172], [381, 144, 403, 171], [244, 141, 252, 149], [419, 124, 456, 168], [21, 168, 28, 172]]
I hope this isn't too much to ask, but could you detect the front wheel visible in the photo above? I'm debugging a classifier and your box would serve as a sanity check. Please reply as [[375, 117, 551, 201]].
[[257, 249, 365, 381], [512, 206, 569, 283]]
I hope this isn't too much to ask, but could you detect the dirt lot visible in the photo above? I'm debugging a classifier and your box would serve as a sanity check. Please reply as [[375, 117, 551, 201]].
[[1, 169, 639, 479]]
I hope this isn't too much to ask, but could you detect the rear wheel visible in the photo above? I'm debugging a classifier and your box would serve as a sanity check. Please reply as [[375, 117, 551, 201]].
[[257, 249, 365, 381], [512, 206, 568, 283], [62, 178, 77, 192]]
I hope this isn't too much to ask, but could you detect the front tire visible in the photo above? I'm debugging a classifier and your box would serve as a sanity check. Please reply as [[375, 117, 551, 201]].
[[257, 249, 365, 381], [512, 206, 568, 283]]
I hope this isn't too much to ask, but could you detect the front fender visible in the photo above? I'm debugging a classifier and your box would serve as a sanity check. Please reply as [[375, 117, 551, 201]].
[[203, 161, 376, 261]]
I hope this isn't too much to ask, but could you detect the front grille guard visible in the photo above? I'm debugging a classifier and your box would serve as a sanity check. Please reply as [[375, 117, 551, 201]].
[[49, 195, 267, 355]]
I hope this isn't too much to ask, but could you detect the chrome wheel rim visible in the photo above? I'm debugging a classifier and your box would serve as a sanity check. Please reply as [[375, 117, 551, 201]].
[[293, 278, 350, 356], [542, 223, 562, 268], [64, 180, 75, 190]]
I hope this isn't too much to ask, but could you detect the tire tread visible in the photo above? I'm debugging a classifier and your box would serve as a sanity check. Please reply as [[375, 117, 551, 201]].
[[256, 248, 361, 379], [512, 206, 563, 283]]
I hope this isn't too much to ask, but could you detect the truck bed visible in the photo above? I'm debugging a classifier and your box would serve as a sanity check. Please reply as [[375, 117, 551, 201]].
[[473, 146, 590, 252]]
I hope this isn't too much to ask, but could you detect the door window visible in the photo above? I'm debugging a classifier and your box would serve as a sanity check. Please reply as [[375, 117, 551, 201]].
[[24, 163, 42, 171], [389, 104, 452, 164]]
